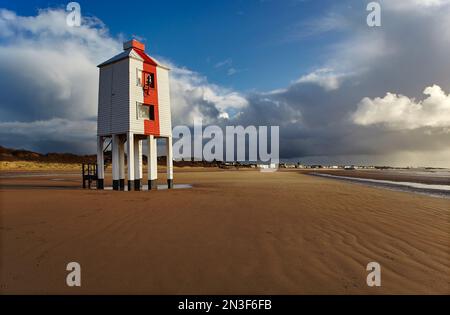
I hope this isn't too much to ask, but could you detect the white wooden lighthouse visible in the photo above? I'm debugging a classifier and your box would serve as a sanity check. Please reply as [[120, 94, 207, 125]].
[[96, 39, 173, 191]]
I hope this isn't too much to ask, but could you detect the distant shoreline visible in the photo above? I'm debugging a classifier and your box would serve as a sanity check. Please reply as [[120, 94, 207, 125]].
[[303, 168, 450, 185], [309, 171, 450, 199]]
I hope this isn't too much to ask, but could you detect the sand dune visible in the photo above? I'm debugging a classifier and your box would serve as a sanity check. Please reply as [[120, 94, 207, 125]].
[[0, 169, 449, 294]]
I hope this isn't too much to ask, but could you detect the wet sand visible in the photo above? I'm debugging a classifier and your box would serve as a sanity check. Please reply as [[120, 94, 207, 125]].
[[0, 169, 449, 294], [304, 169, 450, 185]]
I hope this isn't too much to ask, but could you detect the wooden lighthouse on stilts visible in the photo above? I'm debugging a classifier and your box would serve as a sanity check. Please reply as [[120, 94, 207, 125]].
[[96, 39, 173, 191]]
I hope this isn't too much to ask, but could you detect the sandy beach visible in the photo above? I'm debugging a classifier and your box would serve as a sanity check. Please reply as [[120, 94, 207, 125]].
[[0, 168, 449, 294]]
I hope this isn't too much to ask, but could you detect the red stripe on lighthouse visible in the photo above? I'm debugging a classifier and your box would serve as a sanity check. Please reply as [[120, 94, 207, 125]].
[[134, 48, 160, 136]]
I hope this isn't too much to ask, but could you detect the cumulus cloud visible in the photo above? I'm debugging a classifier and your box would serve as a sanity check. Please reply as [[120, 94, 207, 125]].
[[0, 8, 247, 153], [0, 8, 121, 123], [352, 85, 450, 130], [165, 64, 248, 125], [0, 8, 122, 153]]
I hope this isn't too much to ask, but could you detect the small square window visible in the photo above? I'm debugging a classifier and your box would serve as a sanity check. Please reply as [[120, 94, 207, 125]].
[[136, 102, 149, 119]]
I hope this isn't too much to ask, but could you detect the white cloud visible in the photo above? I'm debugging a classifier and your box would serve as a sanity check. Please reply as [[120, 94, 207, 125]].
[[0, 8, 248, 152], [168, 65, 248, 124], [295, 68, 343, 91], [213, 58, 242, 76], [227, 67, 238, 76], [352, 85, 450, 130], [383, 0, 450, 11], [0, 8, 121, 122], [286, 12, 350, 41], [214, 58, 232, 68]]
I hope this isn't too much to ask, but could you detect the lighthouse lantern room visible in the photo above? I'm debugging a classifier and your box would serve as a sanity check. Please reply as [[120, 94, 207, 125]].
[[96, 39, 173, 191]]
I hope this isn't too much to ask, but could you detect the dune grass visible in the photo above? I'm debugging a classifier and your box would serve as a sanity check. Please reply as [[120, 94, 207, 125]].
[[0, 161, 83, 171]]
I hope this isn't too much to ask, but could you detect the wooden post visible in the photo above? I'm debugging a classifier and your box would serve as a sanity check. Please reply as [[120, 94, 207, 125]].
[[166, 136, 173, 189], [112, 135, 120, 190], [147, 135, 157, 190], [97, 136, 104, 189], [134, 137, 142, 191], [87, 164, 91, 189], [127, 132, 135, 191], [82, 163, 86, 188], [119, 138, 125, 191]]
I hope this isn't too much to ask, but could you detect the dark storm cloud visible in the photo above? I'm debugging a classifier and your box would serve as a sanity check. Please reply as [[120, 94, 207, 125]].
[[221, 1, 450, 166]]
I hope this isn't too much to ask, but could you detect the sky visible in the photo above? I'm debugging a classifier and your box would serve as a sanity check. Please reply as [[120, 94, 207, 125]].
[[0, 0, 343, 91], [1, 0, 450, 167]]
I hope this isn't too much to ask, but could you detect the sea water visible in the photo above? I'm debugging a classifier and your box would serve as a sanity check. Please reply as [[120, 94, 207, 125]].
[[312, 172, 450, 199]]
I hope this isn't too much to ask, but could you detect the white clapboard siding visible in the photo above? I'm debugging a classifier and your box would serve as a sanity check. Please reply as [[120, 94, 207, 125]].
[[129, 58, 145, 134], [98, 58, 130, 135], [156, 66, 172, 137], [110, 59, 130, 134], [97, 66, 112, 136]]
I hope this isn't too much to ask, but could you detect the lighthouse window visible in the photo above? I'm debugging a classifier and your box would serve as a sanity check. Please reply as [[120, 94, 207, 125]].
[[149, 105, 155, 120], [136, 69, 143, 86], [136, 102, 149, 119], [146, 73, 155, 88]]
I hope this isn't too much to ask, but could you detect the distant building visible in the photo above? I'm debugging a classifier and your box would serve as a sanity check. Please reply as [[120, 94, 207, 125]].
[[258, 163, 278, 170]]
